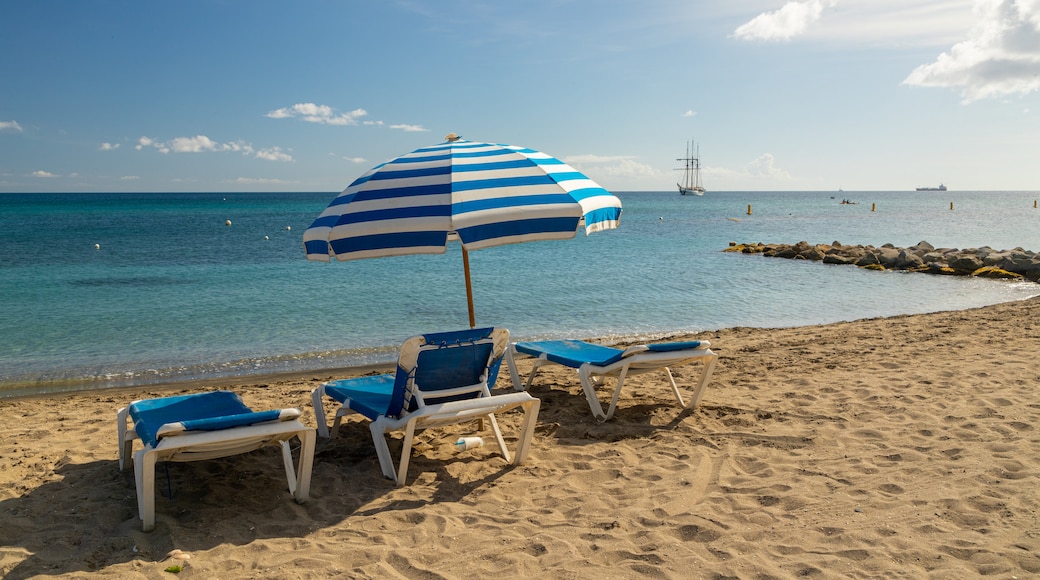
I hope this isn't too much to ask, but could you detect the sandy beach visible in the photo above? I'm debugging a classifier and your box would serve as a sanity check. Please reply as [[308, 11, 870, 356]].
[[1, 298, 1038, 579]]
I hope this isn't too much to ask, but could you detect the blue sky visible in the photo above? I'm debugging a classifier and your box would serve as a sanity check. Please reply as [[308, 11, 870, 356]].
[[2, 0, 1038, 193]]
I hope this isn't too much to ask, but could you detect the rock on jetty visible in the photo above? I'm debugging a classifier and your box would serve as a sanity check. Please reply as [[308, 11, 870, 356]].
[[724, 241, 1040, 282]]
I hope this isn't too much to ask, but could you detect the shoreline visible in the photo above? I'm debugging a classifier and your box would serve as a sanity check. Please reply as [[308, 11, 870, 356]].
[[0, 362, 398, 403], [1, 297, 1038, 577], [5, 292, 1038, 402]]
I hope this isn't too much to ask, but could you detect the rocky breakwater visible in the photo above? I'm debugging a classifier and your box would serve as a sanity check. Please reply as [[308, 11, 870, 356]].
[[724, 240, 1040, 282]]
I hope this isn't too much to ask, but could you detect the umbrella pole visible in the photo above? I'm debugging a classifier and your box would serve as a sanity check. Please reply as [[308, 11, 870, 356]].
[[462, 246, 476, 328]]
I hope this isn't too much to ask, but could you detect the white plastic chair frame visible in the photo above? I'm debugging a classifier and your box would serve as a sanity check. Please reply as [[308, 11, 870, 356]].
[[117, 404, 315, 532], [506, 342, 718, 421], [312, 329, 540, 485]]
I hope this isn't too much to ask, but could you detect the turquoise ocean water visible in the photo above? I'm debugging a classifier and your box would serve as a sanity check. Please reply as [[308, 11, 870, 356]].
[[2, 190, 1039, 398]]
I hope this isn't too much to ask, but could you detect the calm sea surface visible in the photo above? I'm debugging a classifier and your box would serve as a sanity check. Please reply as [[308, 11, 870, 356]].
[[3, 190, 1039, 397]]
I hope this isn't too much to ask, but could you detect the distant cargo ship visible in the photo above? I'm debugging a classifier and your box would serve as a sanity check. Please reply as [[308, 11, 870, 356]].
[[916, 183, 947, 191]]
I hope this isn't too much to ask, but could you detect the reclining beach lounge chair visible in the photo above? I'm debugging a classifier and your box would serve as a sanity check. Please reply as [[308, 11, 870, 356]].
[[117, 390, 315, 532], [311, 327, 540, 486], [506, 339, 718, 421]]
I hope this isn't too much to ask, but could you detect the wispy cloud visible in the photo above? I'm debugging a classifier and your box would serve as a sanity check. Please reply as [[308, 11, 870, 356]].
[[136, 135, 292, 161], [698, 153, 793, 184], [99, 142, 120, 151], [266, 103, 368, 125], [0, 120, 23, 133], [734, 0, 835, 41], [256, 146, 294, 162], [564, 154, 657, 179], [121, 175, 139, 180], [32, 170, 58, 178], [681, 110, 697, 117], [231, 177, 292, 185], [389, 124, 429, 132], [137, 135, 253, 154], [904, 0, 1040, 102], [744, 153, 792, 179]]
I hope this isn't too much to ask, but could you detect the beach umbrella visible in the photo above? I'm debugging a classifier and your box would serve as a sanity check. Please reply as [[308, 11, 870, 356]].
[[304, 134, 622, 327]]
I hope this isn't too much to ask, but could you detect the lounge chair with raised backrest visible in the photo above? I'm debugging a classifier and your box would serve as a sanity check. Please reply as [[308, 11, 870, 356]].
[[311, 327, 540, 486], [117, 390, 315, 532], [505, 338, 718, 421]]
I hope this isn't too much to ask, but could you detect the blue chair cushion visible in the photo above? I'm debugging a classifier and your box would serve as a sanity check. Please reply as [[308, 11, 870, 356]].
[[514, 339, 706, 369], [646, 340, 704, 353], [323, 374, 396, 421], [513, 340, 626, 368], [324, 327, 502, 420], [129, 391, 282, 448]]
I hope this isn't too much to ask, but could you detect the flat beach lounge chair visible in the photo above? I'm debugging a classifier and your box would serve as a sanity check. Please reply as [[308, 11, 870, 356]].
[[311, 327, 540, 486], [506, 339, 718, 421], [117, 390, 315, 532]]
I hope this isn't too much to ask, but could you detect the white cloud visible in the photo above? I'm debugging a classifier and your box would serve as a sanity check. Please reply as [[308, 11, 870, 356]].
[[903, 0, 1040, 102], [256, 147, 294, 162], [389, 124, 429, 132], [564, 154, 657, 178], [681, 110, 697, 117], [136, 136, 155, 151], [734, 0, 835, 41], [266, 103, 368, 125], [99, 142, 120, 151], [32, 170, 57, 178], [121, 175, 139, 180], [169, 135, 222, 153], [232, 177, 292, 184], [343, 156, 368, 164], [0, 120, 23, 132], [136, 135, 257, 155], [744, 153, 792, 179]]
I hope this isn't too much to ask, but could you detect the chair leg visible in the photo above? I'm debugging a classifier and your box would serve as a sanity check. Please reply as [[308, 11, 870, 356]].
[[524, 357, 551, 390], [485, 413, 511, 463], [290, 429, 315, 502], [280, 441, 298, 496], [395, 420, 419, 487], [688, 353, 718, 408], [310, 386, 331, 439], [369, 421, 398, 482], [135, 449, 157, 532], [663, 367, 687, 408], [505, 347, 525, 392], [578, 366, 609, 421], [117, 406, 133, 471], [512, 398, 540, 465], [605, 365, 632, 421]]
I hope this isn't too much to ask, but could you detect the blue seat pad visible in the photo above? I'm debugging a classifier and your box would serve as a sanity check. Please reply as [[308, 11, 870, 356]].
[[645, 340, 704, 353], [129, 391, 282, 448], [323, 373, 396, 421], [514, 340, 626, 368], [515, 339, 706, 369]]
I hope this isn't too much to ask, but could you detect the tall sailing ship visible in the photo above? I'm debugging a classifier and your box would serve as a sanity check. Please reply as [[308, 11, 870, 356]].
[[676, 140, 705, 196]]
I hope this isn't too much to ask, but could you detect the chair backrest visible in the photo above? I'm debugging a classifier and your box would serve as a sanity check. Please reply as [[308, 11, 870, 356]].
[[386, 327, 508, 418]]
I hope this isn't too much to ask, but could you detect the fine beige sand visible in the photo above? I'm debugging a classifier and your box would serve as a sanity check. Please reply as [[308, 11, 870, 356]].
[[1, 298, 1039, 578]]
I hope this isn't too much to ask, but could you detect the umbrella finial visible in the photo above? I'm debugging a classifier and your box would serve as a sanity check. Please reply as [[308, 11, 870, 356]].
[[445, 133, 460, 142]]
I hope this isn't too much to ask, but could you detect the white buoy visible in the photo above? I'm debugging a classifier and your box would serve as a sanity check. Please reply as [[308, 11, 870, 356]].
[[286, 226, 291, 231], [264, 235, 269, 240], [225, 219, 232, 226], [94, 243, 100, 250]]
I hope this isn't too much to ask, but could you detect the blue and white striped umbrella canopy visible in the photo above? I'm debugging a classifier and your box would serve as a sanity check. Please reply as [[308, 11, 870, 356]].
[[303, 135, 622, 262]]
